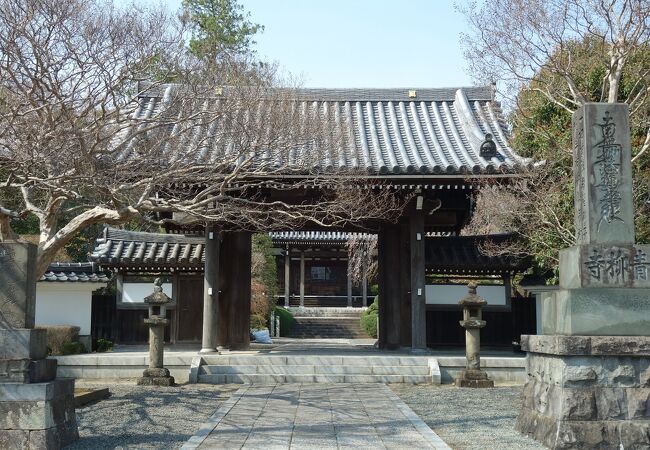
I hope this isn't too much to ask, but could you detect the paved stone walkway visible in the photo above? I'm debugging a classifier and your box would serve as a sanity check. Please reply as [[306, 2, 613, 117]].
[[181, 384, 450, 449]]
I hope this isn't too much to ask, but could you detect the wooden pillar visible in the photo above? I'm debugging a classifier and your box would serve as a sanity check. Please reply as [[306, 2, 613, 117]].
[[284, 245, 290, 307], [217, 233, 233, 347], [378, 224, 401, 349], [200, 224, 220, 353], [346, 257, 353, 308], [299, 250, 305, 308], [400, 221, 412, 348], [361, 256, 368, 308], [227, 231, 252, 351], [410, 209, 427, 351]]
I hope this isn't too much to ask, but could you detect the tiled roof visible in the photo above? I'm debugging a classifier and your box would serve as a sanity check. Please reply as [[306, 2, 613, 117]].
[[90, 227, 529, 275], [269, 231, 371, 245], [90, 227, 205, 270], [119, 84, 530, 175], [39, 262, 110, 283], [425, 234, 530, 275]]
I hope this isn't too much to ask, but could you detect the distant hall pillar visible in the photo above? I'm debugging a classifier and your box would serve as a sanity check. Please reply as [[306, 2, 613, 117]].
[[299, 250, 305, 308], [410, 209, 427, 351], [284, 245, 290, 307], [346, 257, 353, 308], [361, 257, 368, 308], [200, 224, 220, 353]]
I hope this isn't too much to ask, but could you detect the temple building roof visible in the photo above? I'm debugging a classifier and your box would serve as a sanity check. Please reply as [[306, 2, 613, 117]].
[[90, 227, 529, 275], [39, 262, 110, 283], [122, 84, 531, 176], [90, 227, 205, 271]]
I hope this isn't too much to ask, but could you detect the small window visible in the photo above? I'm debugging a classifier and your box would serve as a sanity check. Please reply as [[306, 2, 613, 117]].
[[310, 266, 333, 281]]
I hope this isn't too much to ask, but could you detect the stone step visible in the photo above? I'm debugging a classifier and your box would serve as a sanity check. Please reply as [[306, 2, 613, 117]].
[[285, 307, 367, 318], [288, 316, 370, 339], [199, 355, 430, 366], [201, 364, 430, 376], [197, 373, 431, 384]]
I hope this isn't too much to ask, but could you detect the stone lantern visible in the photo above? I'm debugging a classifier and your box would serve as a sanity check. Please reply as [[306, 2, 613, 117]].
[[455, 282, 493, 388], [137, 278, 175, 386]]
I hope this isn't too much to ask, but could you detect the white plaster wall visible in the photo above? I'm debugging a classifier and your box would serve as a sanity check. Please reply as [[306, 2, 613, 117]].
[[122, 282, 173, 303], [35, 283, 103, 335], [425, 284, 506, 306]]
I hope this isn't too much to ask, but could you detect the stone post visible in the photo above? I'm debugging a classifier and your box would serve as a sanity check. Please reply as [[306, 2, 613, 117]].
[[517, 103, 650, 448], [137, 279, 174, 386], [455, 283, 493, 388], [0, 241, 78, 448]]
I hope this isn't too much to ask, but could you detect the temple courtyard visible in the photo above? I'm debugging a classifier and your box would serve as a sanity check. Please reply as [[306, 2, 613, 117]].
[[67, 381, 543, 449]]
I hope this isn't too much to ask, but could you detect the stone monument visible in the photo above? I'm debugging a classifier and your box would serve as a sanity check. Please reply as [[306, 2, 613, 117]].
[[0, 241, 78, 449], [517, 103, 650, 448], [137, 279, 175, 386], [455, 283, 494, 388]]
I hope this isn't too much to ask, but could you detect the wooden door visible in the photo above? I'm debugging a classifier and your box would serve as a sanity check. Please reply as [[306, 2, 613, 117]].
[[176, 277, 203, 342]]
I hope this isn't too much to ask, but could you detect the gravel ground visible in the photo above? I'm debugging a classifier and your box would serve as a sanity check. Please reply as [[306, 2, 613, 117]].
[[66, 381, 239, 450], [391, 384, 545, 450]]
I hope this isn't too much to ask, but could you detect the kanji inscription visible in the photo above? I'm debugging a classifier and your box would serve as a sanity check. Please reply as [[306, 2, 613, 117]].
[[579, 244, 650, 287], [572, 103, 634, 245], [593, 112, 623, 230]]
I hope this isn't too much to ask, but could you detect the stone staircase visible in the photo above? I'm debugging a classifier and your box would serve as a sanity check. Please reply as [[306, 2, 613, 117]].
[[286, 307, 370, 339], [193, 354, 441, 384]]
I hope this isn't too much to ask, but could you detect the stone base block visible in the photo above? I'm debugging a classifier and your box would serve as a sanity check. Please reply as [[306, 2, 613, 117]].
[[137, 376, 175, 386], [539, 288, 650, 335], [0, 358, 57, 383], [0, 329, 47, 360], [0, 378, 78, 449], [0, 418, 78, 450], [138, 367, 174, 386], [142, 367, 170, 378], [517, 335, 650, 449], [455, 369, 494, 388]]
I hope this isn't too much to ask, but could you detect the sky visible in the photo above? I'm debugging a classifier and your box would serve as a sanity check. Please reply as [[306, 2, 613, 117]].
[[131, 0, 473, 88]]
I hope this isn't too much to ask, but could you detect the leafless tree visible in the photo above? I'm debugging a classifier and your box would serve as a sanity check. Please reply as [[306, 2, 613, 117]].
[[0, 0, 406, 276], [460, 0, 650, 160], [459, 0, 650, 273], [346, 233, 377, 286]]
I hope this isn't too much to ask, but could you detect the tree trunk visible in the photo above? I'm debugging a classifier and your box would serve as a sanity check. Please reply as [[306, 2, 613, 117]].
[[0, 214, 19, 241]]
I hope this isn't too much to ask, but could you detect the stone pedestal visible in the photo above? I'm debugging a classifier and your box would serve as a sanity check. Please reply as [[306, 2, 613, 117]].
[[0, 241, 78, 449], [517, 335, 650, 449]]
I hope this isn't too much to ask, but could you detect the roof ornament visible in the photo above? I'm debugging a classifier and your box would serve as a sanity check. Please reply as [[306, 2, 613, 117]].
[[479, 134, 497, 158]]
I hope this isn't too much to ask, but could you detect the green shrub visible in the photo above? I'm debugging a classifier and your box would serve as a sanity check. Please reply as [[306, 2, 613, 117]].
[[61, 341, 86, 355], [95, 338, 113, 353], [250, 314, 267, 331], [35, 325, 80, 356], [360, 296, 379, 338], [274, 306, 295, 336]]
